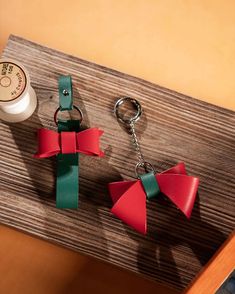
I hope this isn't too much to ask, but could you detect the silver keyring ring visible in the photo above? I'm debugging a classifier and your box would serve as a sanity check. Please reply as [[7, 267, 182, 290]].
[[54, 105, 83, 125], [114, 97, 142, 124], [135, 161, 155, 178]]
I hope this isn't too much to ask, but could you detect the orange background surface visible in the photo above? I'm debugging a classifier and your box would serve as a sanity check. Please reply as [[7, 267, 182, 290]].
[[1, 0, 235, 110], [0, 1, 235, 293]]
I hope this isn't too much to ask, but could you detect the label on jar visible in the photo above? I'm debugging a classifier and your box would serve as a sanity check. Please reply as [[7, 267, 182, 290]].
[[0, 61, 27, 102]]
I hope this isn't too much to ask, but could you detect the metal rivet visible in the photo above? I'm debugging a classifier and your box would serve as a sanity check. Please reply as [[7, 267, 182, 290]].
[[63, 89, 69, 96]]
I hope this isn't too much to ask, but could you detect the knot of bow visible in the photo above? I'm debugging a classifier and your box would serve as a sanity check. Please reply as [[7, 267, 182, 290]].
[[34, 128, 104, 158], [108, 162, 199, 234]]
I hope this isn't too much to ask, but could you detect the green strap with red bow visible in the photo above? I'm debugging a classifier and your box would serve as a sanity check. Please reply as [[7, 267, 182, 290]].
[[56, 76, 80, 209]]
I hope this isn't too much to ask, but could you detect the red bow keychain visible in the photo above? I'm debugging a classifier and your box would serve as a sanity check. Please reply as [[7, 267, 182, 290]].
[[34, 75, 104, 209], [109, 162, 199, 234], [108, 97, 199, 234], [34, 128, 104, 158]]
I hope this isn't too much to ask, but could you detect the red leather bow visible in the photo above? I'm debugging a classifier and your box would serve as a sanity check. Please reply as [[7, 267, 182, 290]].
[[34, 128, 104, 158], [108, 162, 199, 234]]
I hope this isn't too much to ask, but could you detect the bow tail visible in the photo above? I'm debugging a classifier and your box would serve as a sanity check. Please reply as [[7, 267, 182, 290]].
[[156, 174, 199, 218], [111, 181, 147, 234]]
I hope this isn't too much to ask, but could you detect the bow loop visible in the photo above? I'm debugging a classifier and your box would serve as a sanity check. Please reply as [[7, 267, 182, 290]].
[[34, 129, 60, 158], [156, 173, 198, 218], [34, 128, 104, 158], [110, 181, 147, 234], [76, 128, 104, 156]]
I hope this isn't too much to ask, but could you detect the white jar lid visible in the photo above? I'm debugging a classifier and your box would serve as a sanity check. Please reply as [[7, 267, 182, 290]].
[[0, 59, 37, 122], [0, 59, 29, 103]]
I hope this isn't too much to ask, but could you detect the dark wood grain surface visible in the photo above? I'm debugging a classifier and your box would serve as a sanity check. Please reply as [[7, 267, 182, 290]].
[[0, 35, 234, 290]]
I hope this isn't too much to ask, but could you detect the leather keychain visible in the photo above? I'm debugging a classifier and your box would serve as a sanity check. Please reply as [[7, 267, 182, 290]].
[[34, 75, 104, 209], [108, 97, 199, 234]]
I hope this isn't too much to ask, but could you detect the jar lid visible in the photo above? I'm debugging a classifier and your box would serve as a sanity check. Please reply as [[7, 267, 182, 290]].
[[0, 59, 28, 103]]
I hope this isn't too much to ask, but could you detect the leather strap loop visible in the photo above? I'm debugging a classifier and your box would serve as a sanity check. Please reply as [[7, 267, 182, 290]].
[[56, 120, 80, 209], [140, 171, 160, 200], [59, 75, 73, 111]]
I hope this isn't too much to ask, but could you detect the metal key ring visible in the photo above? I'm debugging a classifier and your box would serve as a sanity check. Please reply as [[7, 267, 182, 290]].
[[135, 161, 155, 178], [54, 105, 83, 125], [114, 97, 142, 124]]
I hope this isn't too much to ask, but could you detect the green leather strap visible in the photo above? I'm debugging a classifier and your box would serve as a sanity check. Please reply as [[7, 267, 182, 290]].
[[56, 120, 80, 209], [59, 75, 73, 111], [140, 171, 160, 200]]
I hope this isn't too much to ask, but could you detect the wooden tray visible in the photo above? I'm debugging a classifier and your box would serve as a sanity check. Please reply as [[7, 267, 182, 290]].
[[0, 35, 234, 291], [185, 231, 235, 294]]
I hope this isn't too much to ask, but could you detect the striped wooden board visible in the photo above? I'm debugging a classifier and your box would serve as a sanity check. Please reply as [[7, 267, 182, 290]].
[[0, 35, 234, 291]]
